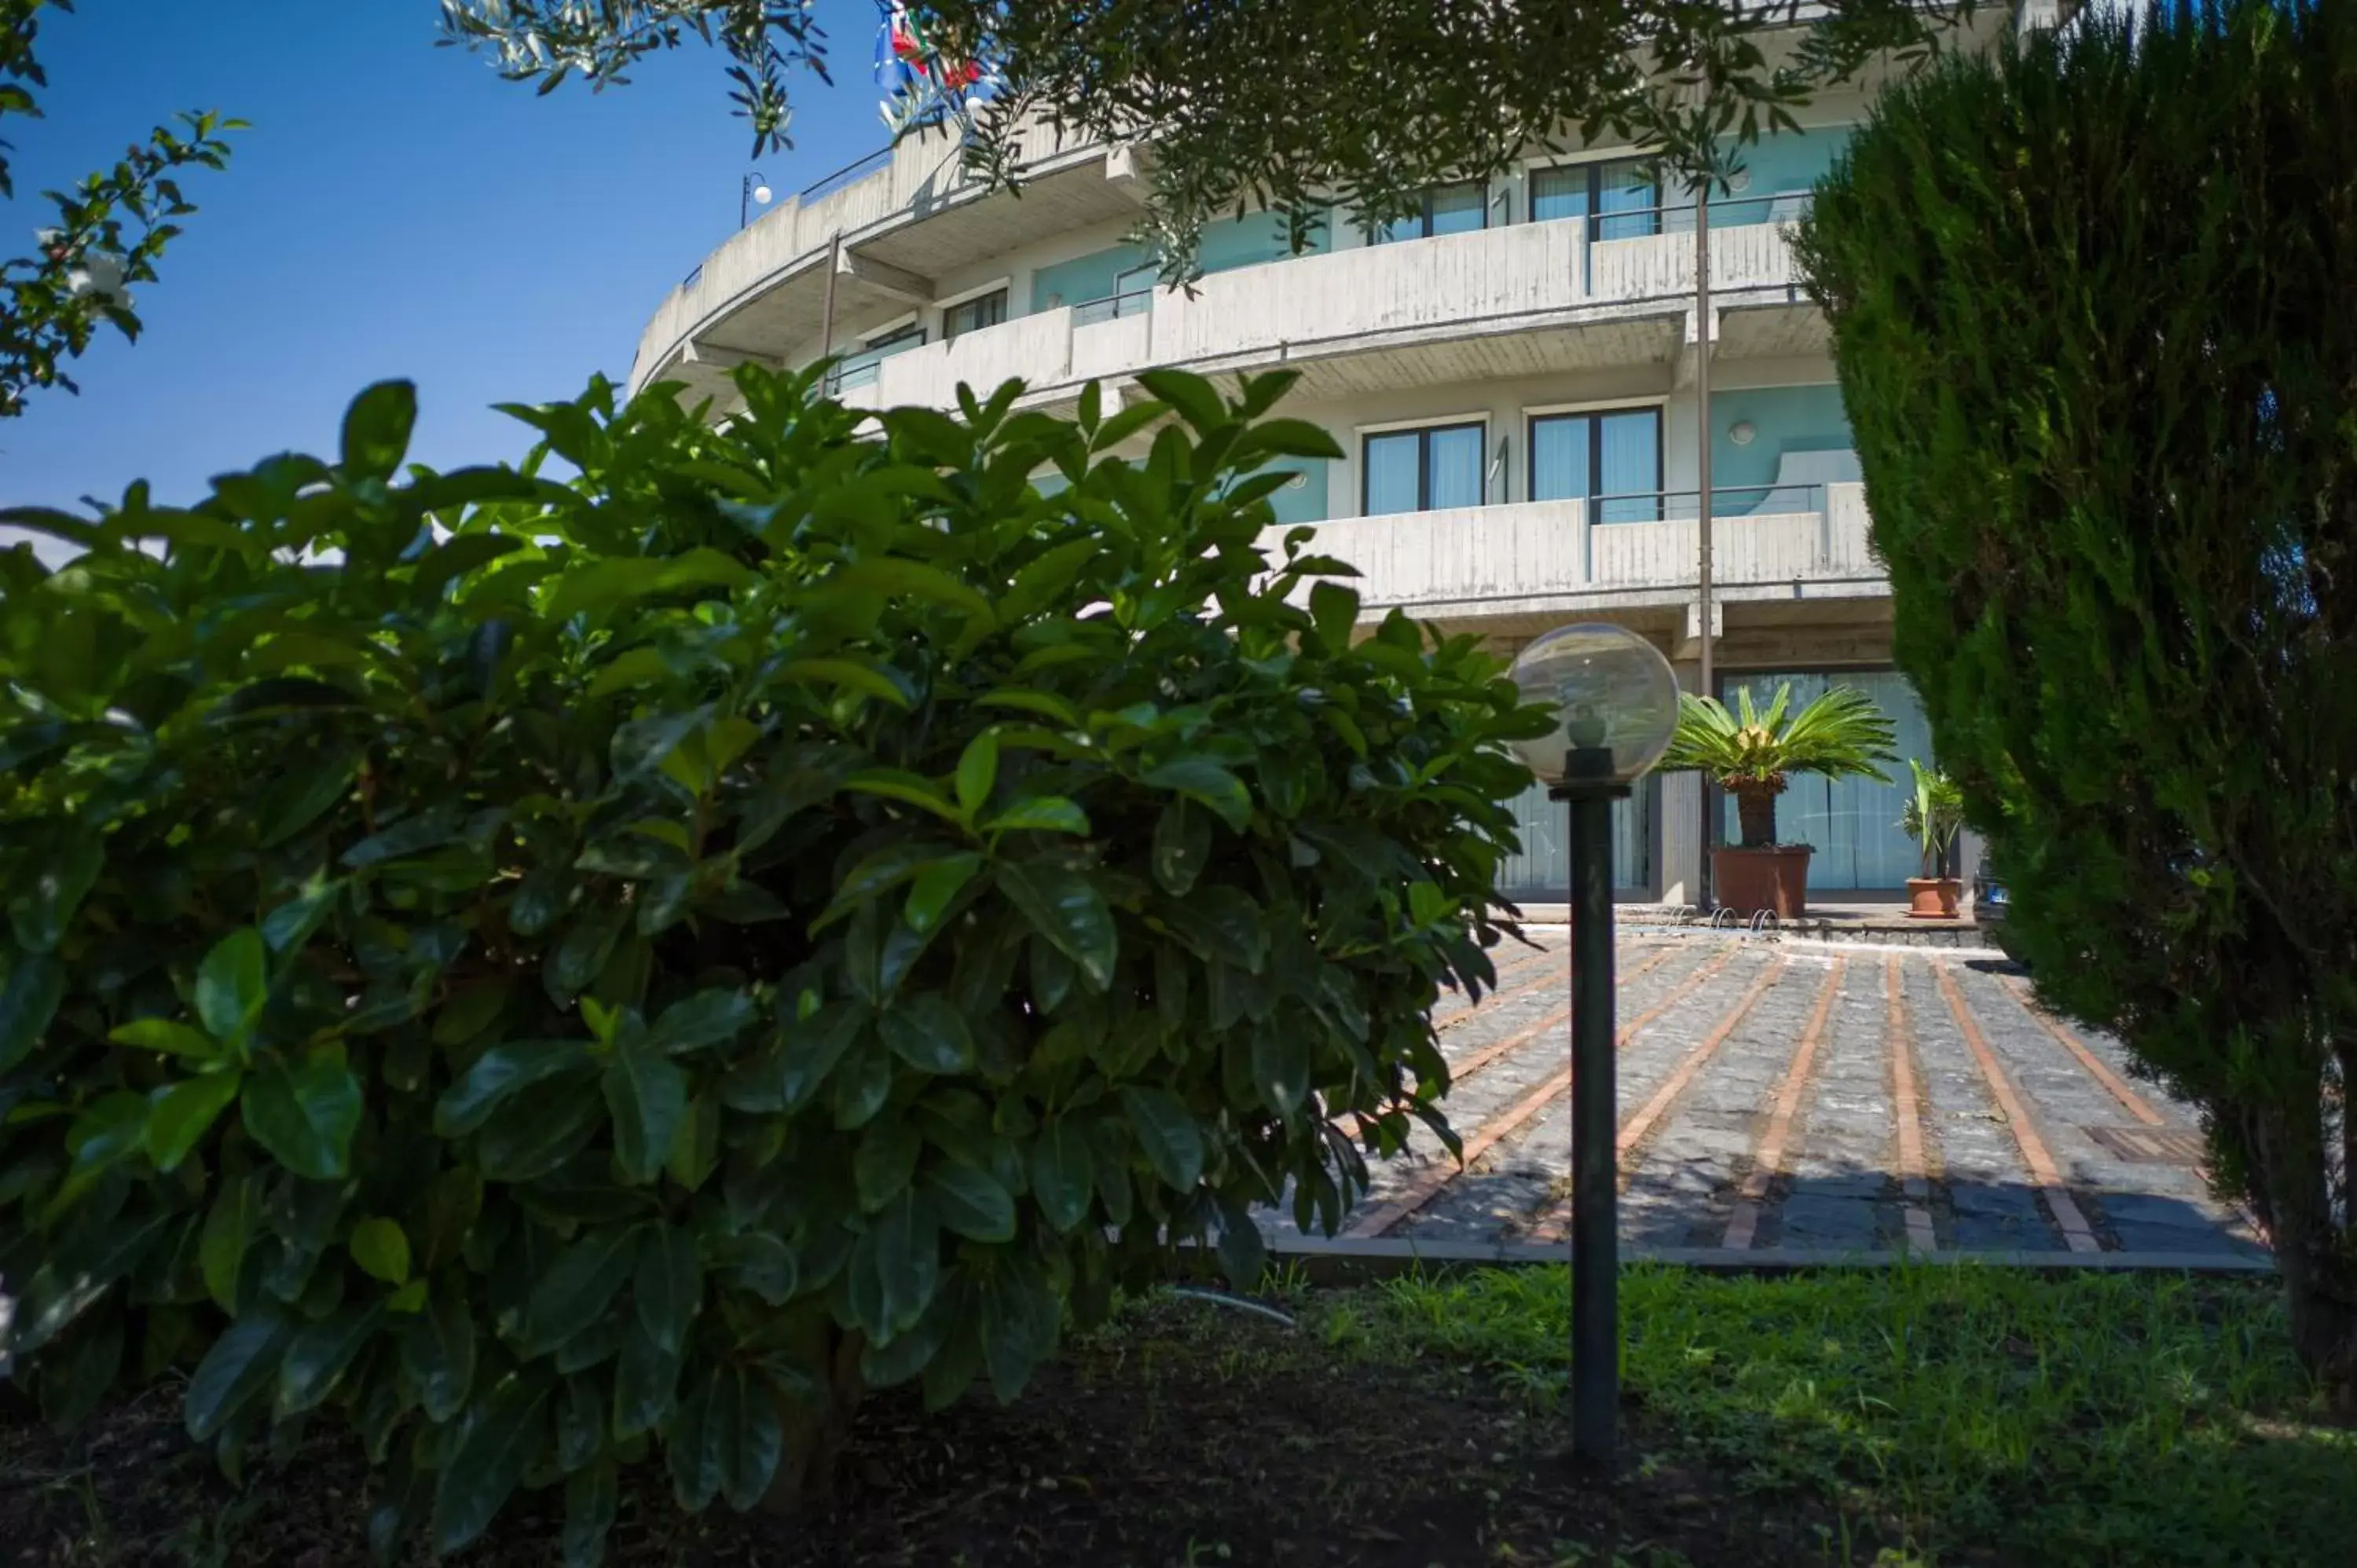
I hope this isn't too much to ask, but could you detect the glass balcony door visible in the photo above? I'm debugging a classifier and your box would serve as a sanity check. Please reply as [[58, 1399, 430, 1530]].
[[1362, 422, 1486, 515], [1714, 669, 1935, 892], [1528, 407, 1662, 522]]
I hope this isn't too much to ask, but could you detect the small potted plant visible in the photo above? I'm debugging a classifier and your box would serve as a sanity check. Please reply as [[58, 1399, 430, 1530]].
[[1663, 682, 1897, 918], [1899, 759, 1966, 919]]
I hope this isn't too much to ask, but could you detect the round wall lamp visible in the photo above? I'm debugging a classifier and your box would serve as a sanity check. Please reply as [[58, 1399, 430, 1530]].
[[1728, 419, 1757, 446]]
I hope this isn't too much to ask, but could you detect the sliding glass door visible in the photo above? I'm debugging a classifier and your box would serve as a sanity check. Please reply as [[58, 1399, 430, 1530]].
[[1714, 669, 1935, 892], [1528, 407, 1662, 522], [1497, 776, 1654, 900], [1363, 422, 1486, 515]]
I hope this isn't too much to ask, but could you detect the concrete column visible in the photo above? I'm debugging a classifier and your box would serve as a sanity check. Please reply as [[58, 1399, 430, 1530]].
[[1656, 657, 1706, 907]]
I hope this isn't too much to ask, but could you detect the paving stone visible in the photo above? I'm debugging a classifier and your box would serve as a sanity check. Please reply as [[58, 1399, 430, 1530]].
[[1315, 940, 2249, 1262]]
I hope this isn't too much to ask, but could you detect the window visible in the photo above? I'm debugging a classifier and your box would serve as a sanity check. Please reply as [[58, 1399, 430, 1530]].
[[1528, 407, 1662, 522], [828, 323, 927, 391], [1362, 422, 1486, 515], [1372, 181, 1488, 244], [1529, 157, 1659, 240], [943, 288, 1008, 339]]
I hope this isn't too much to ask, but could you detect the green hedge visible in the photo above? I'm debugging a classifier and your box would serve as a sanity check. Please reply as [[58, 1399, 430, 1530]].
[[0, 365, 1547, 1557], [1799, 0, 2357, 1400]]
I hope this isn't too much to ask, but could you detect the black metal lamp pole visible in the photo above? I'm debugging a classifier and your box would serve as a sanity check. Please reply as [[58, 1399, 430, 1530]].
[[1552, 742, 1626, 1466], [741, 171, 770, 229]]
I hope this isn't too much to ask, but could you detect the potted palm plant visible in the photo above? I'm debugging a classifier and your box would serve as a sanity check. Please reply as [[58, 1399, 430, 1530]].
[[1900, 759, 1967, 919], [1663, 682, 1897, 918]]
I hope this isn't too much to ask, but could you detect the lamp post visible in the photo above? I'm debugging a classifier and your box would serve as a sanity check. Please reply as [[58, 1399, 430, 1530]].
[[741, 171, 775, 229], [1507, 624, 1682, 1467]]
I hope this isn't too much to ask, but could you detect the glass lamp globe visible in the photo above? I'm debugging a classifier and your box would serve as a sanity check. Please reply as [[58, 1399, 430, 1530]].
[[753, 184, 775, 206], [1507, 623, 1681, 787]]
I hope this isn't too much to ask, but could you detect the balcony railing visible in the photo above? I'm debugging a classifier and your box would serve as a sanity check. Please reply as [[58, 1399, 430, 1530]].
[[1263, 482, 1877, 615], [1070, 288, 1153, 327], [825, 209, 1807, 413]]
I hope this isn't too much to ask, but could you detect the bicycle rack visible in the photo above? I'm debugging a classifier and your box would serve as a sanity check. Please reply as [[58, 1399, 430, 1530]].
[[1747, 909, 1780, 936], [1710, 907, 1739, 930]]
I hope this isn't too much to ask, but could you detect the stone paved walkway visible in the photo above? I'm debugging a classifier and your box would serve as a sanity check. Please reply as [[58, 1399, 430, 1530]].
[[1281, 932, 2266, 1262]]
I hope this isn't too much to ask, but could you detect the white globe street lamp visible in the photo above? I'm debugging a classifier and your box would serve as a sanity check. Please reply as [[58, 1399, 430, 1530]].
[[1505, 622, 1681, 1467]]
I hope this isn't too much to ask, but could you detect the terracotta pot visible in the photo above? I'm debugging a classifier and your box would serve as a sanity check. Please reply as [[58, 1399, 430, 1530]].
[[1712, 845, 1813, 919], [1906, 877, 1963, 920]]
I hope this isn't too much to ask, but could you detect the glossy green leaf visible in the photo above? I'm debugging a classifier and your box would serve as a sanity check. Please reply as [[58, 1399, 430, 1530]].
[[1251, 1022, 1311, 1115], [996, 862, 1117, 991], [10, 833, 103, 953], [714, 1365, 784, 1511], [1150, 799, 1212, 896], [634, 1222, 702, 1355], [184, 1305, 294, 1441], [955, 730, 999, 819], [344, 1207, 410, 1282], [431, 1374, 552, 1553], [194, 927, 266, 1043], [922, 1161, 1016, 1243], [1120, 1086, 1204, 1191], [648, 989, 755, 1053], [982, 796, 1091, 836], [563, 1460, 618, 1568], [277, 1302, 387, 1415], [434, 1039, 590, 1135], [903, 852, 984, 933], [399, 1283, 478, 1423], [878, 992, 974, 1075], [340, 379, 417, 480], [0, 952, 66, 1073], [1142, 755, 1253, 832], [145, 1070, 242, 1171], [240, 1051, 363, 1180], [525, 1227, 640, 1354], [604, 1044, 687, 1184], [200, 1171, 264, 1315], [107, 1017, 218, 1061], [1028, 1122, 1094, 1233], [855, 1118, 922, 1211]]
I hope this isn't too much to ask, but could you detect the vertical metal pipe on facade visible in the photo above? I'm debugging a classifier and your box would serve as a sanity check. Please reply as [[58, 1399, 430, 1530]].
[[819, 232, 843, 383], [1693, 181, 1715, 908], [1695, 182, 1714, 703]]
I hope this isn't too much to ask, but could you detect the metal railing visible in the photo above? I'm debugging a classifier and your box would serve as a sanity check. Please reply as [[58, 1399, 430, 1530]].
[[1584, 482, 1833, 523], [1071, 288, 1153, 326], [797, 145, 896, 206]]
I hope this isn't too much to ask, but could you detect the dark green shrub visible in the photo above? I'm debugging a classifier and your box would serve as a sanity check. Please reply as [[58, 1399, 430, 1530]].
[[0, 365, 1545, 1556], [1799, 0, 2357, 1401]]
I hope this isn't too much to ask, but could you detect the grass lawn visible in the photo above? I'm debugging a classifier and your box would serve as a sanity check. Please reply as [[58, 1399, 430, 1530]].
[[2, 1264, 2348, 1566]]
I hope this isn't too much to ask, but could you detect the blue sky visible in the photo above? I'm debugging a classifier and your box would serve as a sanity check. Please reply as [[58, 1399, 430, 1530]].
[[3, 0, 891, 511]]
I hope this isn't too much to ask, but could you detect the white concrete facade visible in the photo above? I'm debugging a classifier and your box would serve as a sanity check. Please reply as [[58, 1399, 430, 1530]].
[[628, 47, 2017, 907]]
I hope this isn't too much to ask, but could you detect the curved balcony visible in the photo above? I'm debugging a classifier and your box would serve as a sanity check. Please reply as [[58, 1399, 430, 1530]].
[[833, 213, 1805, 413], [1269, 482, 1879, 622]]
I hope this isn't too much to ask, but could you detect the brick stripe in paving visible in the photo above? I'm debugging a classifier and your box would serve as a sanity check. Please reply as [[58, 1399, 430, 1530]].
[[1722, 957, 1846, 1250], [1933, 964, 2103, 1252], [1959, 966, 2264, 1258], [1884, 958, 1941, 1251], [1353, 940, 1732, 1240], [1522, 949, 1791, 1246], [1268, 937, 2260, 1266], [1897, 960, 2061, 1251]]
